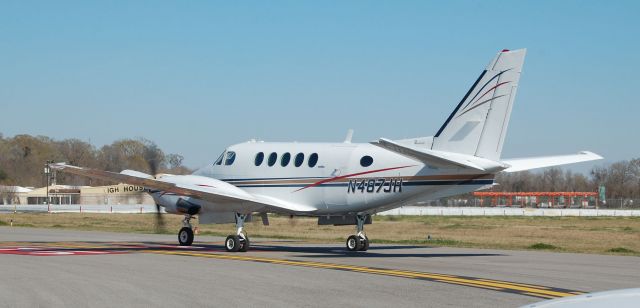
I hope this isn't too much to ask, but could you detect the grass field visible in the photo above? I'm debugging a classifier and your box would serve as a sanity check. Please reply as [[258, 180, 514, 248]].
[[1, 213, 639, 256]]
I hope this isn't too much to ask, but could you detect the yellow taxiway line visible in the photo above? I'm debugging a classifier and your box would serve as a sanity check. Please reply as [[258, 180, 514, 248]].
[[146, 250, 584, 299]]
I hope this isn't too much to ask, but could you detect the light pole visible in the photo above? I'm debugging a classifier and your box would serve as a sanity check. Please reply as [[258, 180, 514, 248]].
[[44, 161, 52, 205]]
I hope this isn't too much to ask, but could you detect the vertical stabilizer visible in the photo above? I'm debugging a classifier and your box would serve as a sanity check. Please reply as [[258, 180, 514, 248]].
[[432, 49, 526, 161]]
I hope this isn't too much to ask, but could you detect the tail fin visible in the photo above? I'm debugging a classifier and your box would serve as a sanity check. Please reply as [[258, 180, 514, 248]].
[[432, 49, 526, 161]]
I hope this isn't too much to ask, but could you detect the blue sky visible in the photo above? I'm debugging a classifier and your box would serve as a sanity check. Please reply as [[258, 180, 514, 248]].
[[1, 1, 638, 172]]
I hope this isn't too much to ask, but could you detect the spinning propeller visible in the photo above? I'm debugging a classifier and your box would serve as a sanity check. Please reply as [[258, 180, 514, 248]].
[[144, 143, 166, 233]]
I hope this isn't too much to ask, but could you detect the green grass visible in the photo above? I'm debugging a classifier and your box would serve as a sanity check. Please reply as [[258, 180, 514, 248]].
[[607, 247, 636, 253], [528, 243, 559, 250], [2, 213, 639, 256]]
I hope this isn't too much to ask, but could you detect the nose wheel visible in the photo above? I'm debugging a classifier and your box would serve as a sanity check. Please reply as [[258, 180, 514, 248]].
[[178, 214, 195, 246], [178, 227, 194, 246], [346, 214, 370, 251]]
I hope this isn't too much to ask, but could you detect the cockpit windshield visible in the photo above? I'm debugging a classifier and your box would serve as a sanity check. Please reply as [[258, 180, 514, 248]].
[[213, 150, 236, 166], [214, 151, 225, 165]]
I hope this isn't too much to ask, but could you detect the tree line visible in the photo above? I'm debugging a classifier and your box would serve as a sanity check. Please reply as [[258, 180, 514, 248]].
[[494, 159, 640, 199], [1, 133, 639, 199], [0, 133, 191, 187]]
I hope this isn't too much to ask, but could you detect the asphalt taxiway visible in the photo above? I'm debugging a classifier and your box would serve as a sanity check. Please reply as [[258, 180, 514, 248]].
[[0, 227, 638, 307]]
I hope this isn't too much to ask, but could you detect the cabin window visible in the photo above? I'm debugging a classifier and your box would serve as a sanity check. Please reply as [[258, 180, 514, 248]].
[[294, 153, 304, 167], [281, 152, 291, 167], [214, 151, 225, 165], [224, 151, 236, 165], [268, 152, 278, 167], [255, 152, 264, 166], [360, 155, 373, 167], [308, 153, 318, 168]]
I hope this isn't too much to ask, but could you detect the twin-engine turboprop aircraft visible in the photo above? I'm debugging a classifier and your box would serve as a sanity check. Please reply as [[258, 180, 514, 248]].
[[53, 49, 602, 252]]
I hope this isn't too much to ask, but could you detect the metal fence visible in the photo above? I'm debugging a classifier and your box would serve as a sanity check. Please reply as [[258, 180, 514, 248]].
[[416, 198, 640, 209], [0, 204, 160, 214]]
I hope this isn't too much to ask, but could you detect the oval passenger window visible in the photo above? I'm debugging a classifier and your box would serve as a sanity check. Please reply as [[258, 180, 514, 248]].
[[281, 152, 291, 167], [255, 152, 264, 166], [294, 153, 304, 167], [268, 152, 278, 167], [308, 153, 318, 168]]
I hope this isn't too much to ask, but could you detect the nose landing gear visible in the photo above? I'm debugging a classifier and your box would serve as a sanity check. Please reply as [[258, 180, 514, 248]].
[[346, 214, 370, 252]]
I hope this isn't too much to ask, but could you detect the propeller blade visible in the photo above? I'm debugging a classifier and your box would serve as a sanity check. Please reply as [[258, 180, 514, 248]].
[[154, 203, 166, 233]]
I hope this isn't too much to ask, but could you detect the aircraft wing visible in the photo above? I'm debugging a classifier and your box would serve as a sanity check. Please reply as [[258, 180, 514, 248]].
[[501, 151, 603, 173], [372, 138, 507, 171], [50, 163, 316, 212]]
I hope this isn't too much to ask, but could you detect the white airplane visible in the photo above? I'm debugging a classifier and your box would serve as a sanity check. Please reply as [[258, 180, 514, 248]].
[[53, 49, 602, 252]]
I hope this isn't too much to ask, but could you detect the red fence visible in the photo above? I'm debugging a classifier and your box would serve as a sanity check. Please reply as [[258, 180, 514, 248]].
[[472, 192, 598, 208]]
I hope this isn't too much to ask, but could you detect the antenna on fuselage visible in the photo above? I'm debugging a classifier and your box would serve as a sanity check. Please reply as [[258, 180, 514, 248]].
[[343, 129, 354, 143]]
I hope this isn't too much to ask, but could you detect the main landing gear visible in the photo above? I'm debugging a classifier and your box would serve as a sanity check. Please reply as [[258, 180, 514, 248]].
[[346, 214, 370, 252], [225, 213, 250, 252], [178, 214, 194, 246]]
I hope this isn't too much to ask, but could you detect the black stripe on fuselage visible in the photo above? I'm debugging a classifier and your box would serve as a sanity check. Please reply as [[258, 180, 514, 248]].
[[233, 179, 494, 188]]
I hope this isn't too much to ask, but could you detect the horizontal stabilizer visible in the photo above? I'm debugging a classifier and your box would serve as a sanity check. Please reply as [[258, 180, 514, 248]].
[[501, 151, 603, 173], [372, 138, 507, 172]]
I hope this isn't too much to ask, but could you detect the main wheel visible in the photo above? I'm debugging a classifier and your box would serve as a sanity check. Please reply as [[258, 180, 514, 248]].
[[178, 227, 194, 246], [239, 235, 250, 252], [360, 235, 369, 251], [346, 235, 362, 251], [225, 235, 241, 252]]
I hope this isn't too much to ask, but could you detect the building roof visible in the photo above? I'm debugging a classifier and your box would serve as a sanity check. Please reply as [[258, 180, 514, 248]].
[[0, 185, 33, 193]]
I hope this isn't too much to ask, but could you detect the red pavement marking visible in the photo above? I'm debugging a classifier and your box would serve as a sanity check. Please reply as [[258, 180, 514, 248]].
[[0, 242, 233, 256], [0, 247, 128, 256]]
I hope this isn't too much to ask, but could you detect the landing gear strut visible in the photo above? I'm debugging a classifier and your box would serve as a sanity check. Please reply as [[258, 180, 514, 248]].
[[346, 214, 369, 252], [178, 214, 194, 246], [225, 213, 250, 252]]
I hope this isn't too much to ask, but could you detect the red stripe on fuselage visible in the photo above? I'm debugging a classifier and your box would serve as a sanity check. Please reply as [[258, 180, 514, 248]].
[[293, 165, 417, 192]]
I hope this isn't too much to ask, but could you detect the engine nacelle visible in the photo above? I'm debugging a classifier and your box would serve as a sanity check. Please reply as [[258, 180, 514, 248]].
[[163, 198, 201, 215]]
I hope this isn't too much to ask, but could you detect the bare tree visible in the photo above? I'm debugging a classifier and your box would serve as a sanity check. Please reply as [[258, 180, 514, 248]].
[[0, 186, 17, 205]]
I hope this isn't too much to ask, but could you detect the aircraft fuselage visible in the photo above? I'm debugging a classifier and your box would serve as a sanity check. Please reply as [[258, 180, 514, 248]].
[[193, 141, 494, 215]]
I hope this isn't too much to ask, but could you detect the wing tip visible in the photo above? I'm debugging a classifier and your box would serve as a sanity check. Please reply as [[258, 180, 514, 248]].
[[578, 151, 604, 160]]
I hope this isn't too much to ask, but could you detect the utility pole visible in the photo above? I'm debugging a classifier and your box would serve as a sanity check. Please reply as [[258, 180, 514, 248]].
[[44, 160, 52, 205]]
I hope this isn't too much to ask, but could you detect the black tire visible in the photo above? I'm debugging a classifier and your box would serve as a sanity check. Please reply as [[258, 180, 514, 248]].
[[178, 227, 194, 246], [360, 236, 369, 251], [346, 235, 361, 251], [225, 235, 241, 252], [239, 235, 250, 252]]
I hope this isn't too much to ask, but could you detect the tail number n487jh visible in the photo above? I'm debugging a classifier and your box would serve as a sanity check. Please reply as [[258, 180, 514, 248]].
[[347, 178, 403, 194]]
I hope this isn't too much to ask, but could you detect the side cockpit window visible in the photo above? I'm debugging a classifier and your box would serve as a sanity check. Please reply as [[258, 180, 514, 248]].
[[224, 151, 236, 166]]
